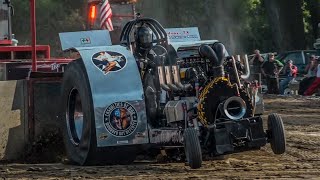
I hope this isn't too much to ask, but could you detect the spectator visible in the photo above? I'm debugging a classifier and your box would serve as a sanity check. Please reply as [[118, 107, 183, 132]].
[[305, 55, 317, 77], [298, 55, 318, 95], [304, 58, 320, 96], [261, 53, 284, 94], [250, 49, 265, 75], [279, 60, 298, 94]]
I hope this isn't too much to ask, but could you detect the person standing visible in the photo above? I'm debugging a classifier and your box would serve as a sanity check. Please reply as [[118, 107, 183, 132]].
[[250, 49, 265, 80], [298, 55, 318, 95], [304, 58, 320, 96], [279, 59, 298, 94], [261, 53, 284, 94], [304, 55, 318, 77]]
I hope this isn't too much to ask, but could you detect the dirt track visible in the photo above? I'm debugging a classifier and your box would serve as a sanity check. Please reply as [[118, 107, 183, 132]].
[[1, 95, 320, 179]]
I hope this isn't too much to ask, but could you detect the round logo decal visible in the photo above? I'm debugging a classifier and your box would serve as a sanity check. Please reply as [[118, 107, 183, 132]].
[[103, 102, 138, 137], [92, 51, 126, 75]]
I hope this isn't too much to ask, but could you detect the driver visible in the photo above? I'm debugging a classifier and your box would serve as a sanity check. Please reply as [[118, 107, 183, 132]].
[[134, 26, 153, 58]]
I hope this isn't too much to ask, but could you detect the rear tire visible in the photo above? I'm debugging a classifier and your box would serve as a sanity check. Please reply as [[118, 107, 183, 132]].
[[61, 59, 137, 165], [267, 113, 286, 154], [61, 59, 96, 165], [184, 128, 202, 169]]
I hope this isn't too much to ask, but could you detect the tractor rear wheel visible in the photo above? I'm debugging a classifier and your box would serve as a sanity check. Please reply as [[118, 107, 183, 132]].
[[184, 128, 202, 169], [61, 59, 137, 165], [61, 59, 97, 165], [267, 113, 286, 154]]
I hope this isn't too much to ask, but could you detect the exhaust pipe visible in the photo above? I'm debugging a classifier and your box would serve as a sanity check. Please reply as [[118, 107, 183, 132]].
[[221, 96, 247, 120], [199, 45, 219, 66], [231, 56, 242, 88], [157, 66, 171, 91], [154, 55, 171, 91], [172, 65, 192, 91], [240, 54, 251, 80], [164, 66, 180, 91], [212, 42, 227, 64], [199, 44, 224, 77]]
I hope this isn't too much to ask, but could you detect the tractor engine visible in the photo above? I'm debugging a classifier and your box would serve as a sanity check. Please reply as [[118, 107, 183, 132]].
[[142, 43, 194, 128], [120, 17, 267, 157], [142, 40, 253, 130], [145, 40, 261, 154]]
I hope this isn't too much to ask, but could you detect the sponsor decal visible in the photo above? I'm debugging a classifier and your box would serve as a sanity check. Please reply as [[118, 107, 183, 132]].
[[92, 51, 126, 75], [167, 31, 199, 40], [117, 140, 129, 144], [80, 37, 91, 44], [103, 102, 138, 137], [165, 27, 201, 42], [51, 63, 60, 71]]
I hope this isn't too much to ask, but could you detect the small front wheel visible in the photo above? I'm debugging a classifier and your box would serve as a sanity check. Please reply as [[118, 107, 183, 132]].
[[184, 128, 202, 169], [268, 113, 286, 154]]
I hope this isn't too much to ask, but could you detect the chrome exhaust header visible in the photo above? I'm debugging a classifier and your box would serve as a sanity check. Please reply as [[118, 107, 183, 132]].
[[231, 56, 242, 88], [172, 65, 192, 91], [164, 66, 179, 91], [240, 54, 251, 80], [157, 66, 171, 91]]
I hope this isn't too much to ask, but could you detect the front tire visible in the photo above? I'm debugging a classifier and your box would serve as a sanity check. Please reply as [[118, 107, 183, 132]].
[[267, 113, 286, 154], [184, 128, 202, 169]]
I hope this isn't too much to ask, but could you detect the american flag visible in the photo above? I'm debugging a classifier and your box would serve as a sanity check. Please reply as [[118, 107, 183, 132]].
[[100, 0, 114, 31]]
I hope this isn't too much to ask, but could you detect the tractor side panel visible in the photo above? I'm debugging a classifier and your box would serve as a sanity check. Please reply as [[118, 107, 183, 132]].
[[77, 46, 149, 147]]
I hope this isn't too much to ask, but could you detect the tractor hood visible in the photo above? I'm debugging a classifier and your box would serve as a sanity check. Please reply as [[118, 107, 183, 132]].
[[59, 30, 112, 51]]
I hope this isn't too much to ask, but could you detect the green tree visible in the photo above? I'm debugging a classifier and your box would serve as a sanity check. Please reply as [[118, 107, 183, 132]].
[[12, 0, 86, 55], [304, 0, 320, 47], [10, 0, 319, 56]]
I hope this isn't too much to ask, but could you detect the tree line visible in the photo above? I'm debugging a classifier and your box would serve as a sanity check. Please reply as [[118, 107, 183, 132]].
[[11, 0, 320, 55]]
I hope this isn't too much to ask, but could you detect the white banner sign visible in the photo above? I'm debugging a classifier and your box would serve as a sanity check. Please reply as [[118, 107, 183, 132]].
[[165, 27, 201, 42]]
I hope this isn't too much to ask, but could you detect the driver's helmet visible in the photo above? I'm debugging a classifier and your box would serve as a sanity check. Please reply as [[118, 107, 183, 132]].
[[135, 26, 153, 49]]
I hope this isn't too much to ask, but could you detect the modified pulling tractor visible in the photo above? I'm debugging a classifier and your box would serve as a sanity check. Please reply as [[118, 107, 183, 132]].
[[60, 17, 286, 169]]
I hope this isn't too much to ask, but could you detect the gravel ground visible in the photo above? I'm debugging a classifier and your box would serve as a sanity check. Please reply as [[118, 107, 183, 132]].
[[1, 95, 319, 179]]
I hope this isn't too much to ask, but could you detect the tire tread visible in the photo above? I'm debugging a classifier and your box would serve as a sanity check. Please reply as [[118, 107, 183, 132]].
[[268, 113, 286, 154], [184, 128, 202, 169]]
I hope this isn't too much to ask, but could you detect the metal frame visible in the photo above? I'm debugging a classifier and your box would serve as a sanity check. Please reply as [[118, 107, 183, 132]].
[[0, 45, 51, 59], [0, 40, 12, 45], [30, 0, 37, 71]]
